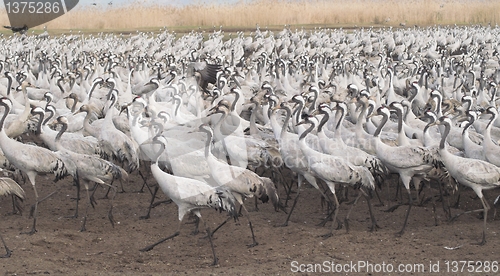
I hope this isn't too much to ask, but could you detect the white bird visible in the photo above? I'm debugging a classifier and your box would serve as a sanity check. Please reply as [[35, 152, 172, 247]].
[[76, 94, 139, 176], [209, 101, 268, 168], [31, 106, 103, 157], [0, 97, 69, 234], [430, 116, 500, 245], [461, 111, 486, 160], [4, 81, 35, 138], [198, 124, 279, 247], [0, 177, 25, 257], [139, 135, 238, 266], [132, 77, 160, 96], [269, 104, 330, 226], [368, 106, 439, 236], [297, 115, 378, 236], [315, 102, 388, 202], [52, 116, 128, 231], [481, 106, 500, 166]]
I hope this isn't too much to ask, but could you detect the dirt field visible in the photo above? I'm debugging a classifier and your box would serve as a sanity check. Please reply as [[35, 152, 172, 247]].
[[0, 156, 499, 276]]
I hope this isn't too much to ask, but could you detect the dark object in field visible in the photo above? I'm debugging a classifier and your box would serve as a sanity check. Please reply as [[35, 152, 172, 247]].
[[4, 25, 28, 34], [187, 62, 222, 92]]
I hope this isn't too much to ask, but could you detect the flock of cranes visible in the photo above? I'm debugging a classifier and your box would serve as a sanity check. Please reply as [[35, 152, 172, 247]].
[[0, 24, 499, 264]]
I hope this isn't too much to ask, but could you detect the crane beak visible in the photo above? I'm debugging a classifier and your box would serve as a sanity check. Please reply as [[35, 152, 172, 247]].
[[207, 108, 218, 117], [270, 105, 281, 112], [296, 120, 306, 126], [119, 105, 129, 116], [47, 120, 58, 128], [453, 114, 469, 123], [428, 121, 437, 127], [366, 112, 378, 119]]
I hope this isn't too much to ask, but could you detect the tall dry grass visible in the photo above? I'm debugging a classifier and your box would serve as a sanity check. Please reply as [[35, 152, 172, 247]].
[[0, 0, 499, 31]]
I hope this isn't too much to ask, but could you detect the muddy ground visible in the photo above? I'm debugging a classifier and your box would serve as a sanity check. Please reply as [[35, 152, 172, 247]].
[[0, 162, 499, 275]]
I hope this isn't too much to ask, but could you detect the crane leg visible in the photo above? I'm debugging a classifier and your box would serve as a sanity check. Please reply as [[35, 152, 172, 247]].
[[477, 197, 489, 246], [0, 233, 12, 258], [208, 216, 230, 237], [198, 216, 219, 266], [449, 205, 487, 222], [362, 189, 381, 232], [23, 179, 38, 235], [190, 215, 200, 235], [66, 178, 80, 219], [283, 172, 297, 205], [437, 177, 452, 220], [140, 185, 159, 220], [317, 190, 335, 227], [281, 184, 301, 227], [452, 185, 462, 208], [396, 188, 412, 237], [80, 182, 91, 232], [450, 196, 489, 245], [105, 184, 117, 228], [321, 191, 340, 238], [241, 204, 258, 247], [373, 187, 385, 207], [89, 183, 99, 206], [385, 178, 406, 212], [343, 191, 362, 233], [140, 220, 181, 252], [10, 194, 22, 215]]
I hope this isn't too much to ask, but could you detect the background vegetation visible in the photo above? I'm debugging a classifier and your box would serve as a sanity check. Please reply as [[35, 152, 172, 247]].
[[1, 0, 499, 32]]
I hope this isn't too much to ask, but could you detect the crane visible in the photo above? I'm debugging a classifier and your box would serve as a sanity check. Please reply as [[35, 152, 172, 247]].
[[430, 116, 500, 245], [139, 135, 238, 265], [0, 177, 25, 257], [0, 97, 69, 234]]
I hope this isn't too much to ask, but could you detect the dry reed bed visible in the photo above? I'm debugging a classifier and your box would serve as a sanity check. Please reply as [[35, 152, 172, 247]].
[[0, 0, 499, 31]]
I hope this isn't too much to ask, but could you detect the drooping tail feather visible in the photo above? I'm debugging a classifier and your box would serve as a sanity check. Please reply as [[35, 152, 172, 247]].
[[360, 167, 376, 190], [0, 177, 25, 199], [215, 188, 238, 220], [261, 177, 280, 211]]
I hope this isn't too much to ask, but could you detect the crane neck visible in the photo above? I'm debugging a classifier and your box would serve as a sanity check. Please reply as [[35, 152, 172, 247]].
[[55, 122, 68, 142], [317, 109, 329, 133], [462, 120, 472, 136], [293, 100, 304, 125], [6, 74, 12, 96], [308, 89, 318, 114], [439, 122, 451, 150], [200, 127, 213, 159], [249, 102, 259, 135], [173, 96, 182, 117], [393, 108, 404, 134], [151, 137, 166, 164], [32, 111, 45, 135], [486, 111, 498, 137], [43, 107, 55, 125], [69, 95, 78, 113], [82, 109, 99, 137], [88, 80, 100, 100], [334, 106, 345, 133], [0, 101, 11, 132], [298, 121, 315, 140], [230, 90, 240, 112], [280, 106, 292, 139], [373, 112, 388, 138]]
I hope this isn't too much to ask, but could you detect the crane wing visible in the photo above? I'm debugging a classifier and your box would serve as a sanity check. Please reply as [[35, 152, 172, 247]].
[[0, 177, 24, 199]]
